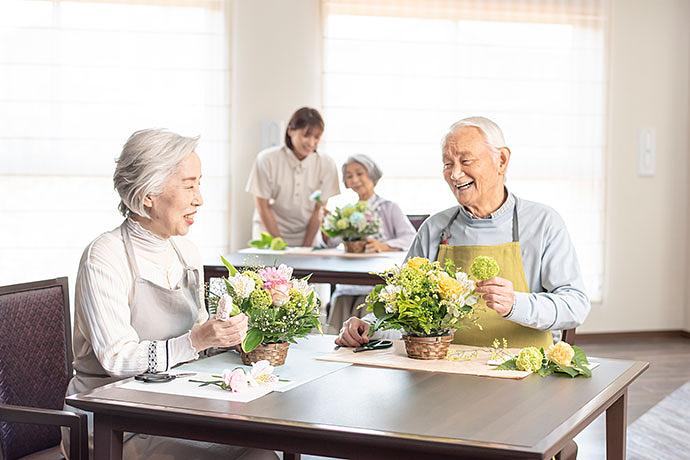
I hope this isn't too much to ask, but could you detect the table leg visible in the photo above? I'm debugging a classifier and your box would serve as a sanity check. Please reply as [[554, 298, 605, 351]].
[[606, 389, 627, 460], [93, 414, 123, 460], [283, 453, 301, 460]]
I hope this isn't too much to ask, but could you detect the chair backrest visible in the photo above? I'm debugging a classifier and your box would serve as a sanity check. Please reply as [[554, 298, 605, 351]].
[[0, 277, 73, 459], [406, 214, 430, 231], [561, 328, 576, 345]]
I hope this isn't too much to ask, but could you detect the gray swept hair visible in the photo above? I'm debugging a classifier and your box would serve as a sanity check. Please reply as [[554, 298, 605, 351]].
[[342, 154, 383, 185], [114, 129, 200, 218], [441, 116, 507, 161]]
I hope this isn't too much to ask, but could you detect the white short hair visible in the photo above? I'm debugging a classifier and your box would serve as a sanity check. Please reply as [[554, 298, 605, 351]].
[[342, 154, 383, 185], [114, 129, 199, 218], [442, 116, 506, 159]]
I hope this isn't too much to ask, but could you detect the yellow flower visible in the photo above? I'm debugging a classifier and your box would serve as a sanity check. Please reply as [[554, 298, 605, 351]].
[[406, 257, 429, 271], [437, 273, 463, 300], [546, 341, 575, 367]]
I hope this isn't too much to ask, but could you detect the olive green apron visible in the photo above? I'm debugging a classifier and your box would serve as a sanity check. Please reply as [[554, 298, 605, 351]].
[[437, 200, 552, 348]]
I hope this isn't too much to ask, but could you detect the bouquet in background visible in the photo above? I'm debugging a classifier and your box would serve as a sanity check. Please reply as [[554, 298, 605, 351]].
[[322, 201, 380, 242], [363, 257, 480, 337], [211, 257, 322, 354]]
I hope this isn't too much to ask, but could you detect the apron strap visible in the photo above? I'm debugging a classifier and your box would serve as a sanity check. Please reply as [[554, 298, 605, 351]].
[[512, 197, 520, 243], [440, 195, 520, 245], [169, 238, 202, 309], [121, 224, 141, 281], [439, 208, 461, 245]]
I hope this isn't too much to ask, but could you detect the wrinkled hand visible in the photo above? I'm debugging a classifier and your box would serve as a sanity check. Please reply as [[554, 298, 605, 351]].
[[190, 313, 248, 352], [475, 277, 515, 316], [364, 238, 392, 253], [335, 317, 370, 347]]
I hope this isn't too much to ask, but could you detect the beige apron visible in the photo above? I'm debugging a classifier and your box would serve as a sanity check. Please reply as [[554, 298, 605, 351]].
[[437, 201, 552, 348], [63, 224, 275, 460]]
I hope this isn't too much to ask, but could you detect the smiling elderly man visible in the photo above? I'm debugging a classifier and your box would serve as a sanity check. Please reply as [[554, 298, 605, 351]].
[[336, 116, 591, 349]]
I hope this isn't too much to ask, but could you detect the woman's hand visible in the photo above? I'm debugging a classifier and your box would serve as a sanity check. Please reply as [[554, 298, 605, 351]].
[[190, 313, 248, 352], [364, 238, 393, 253], [335, 317, 371, 347], [475, 277, 515, 316]]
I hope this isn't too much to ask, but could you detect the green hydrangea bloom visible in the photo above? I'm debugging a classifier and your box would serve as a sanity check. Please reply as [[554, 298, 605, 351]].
[[336, 218, 349, 230], [341, 206, 355, 218], [515, 347, 543, 372], [470, 256, 500, 281], [250, 288, 272, 309], [270, 237, 287, 250], [286, 289, 306, 312], [244, 271, 264, 288]]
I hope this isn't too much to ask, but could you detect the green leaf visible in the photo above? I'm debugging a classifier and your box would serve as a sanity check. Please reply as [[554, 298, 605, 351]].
[[241, 328, 264, 353], [572, 346, 590, 367], [554, 364, 580, 378], [372, 302, 387, 318], [538, 363, 557, 377], [495, 358, 518, 370], [220, 255, 238, 276]]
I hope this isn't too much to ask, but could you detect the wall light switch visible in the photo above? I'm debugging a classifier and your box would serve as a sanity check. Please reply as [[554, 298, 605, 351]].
[[637, 128, 656, 177]]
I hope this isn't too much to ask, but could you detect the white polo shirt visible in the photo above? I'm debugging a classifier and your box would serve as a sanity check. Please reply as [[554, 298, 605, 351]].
[[246, 145, 340, 246]]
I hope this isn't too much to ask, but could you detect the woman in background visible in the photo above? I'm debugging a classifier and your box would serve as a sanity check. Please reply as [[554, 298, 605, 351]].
[[326, 154, 416, 332], [246, 107, 340, 247]]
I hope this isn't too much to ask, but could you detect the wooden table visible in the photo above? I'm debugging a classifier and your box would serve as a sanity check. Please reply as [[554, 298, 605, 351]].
[[66, 336, 648, 460], [204, 251, 407, 286]]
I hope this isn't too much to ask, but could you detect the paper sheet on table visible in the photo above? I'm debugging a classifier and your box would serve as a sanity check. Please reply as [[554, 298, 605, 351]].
[[317, 341, 532, 380], [178, 345, 351, 392], [237, 247, 398, 259], [120, 372, 272, 403]]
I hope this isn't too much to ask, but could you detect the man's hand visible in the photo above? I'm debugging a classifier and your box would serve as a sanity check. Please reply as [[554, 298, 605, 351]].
[[335, 317, 371, 347], [475, 277, 515, 316]]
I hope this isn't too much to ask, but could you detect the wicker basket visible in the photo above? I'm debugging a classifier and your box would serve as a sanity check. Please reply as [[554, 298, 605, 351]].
[[343, 240, 367, 253], [240, 342, 289, 366], [403, 333, 453, 360]]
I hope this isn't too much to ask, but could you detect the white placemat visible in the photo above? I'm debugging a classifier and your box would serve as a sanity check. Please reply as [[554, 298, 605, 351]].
[[120, 372, 273, 403], [177, 342, 351, 393], [237, 247, 399, 259]]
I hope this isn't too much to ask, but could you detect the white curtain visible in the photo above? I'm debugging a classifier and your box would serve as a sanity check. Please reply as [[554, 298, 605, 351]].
[[0, 0, 231, 290], [321, 0, 607, 301]]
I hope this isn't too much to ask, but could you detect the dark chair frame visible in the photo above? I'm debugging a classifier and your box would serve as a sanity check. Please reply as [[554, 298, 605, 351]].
[[0, 277, 88, 460], [406, 214, 430, 231]]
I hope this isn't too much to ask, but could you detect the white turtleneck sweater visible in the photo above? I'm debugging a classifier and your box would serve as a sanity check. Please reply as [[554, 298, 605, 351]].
[[71, 218, 206, 379]]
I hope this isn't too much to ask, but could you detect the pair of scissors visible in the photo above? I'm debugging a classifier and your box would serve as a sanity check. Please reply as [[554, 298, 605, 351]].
[[134, 372, 196, 383], [353, 339, 393, 353]]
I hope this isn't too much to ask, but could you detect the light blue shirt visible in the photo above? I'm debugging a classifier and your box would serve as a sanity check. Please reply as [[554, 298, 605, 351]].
[[407, 192, 590, 333]]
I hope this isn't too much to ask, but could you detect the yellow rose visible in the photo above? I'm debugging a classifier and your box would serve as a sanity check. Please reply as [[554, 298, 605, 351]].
[[546, 341, 575, 367], [406, 257, 429, 271], [437, 273, 464, 300]]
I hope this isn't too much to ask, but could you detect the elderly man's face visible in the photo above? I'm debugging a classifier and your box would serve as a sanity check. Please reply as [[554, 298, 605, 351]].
[[442, 127, 509, 217]]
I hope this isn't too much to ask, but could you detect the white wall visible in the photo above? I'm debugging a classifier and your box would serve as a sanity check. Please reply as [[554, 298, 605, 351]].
[[229, 0, 690, 333], [229, 0, 322, 250]]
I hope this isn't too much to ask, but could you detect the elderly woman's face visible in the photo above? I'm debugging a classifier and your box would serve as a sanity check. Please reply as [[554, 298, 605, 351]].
[[344, 162, 376, 200], [442, 127, 508, 216], [145, 152, 203, 238], [288, 127, 322, 160]]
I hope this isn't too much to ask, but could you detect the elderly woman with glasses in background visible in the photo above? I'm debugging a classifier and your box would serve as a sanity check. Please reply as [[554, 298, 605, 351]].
[[325, 154, 417, 333]]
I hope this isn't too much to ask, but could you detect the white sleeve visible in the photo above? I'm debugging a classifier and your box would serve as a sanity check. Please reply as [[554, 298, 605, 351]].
[[76, 244, 199, 378]]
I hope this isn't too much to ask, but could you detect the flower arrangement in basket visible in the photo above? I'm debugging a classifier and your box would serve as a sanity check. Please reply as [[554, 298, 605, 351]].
[[361, 257, 481, 360], [208, 256, 322, 366], [322, 201, 381, 253]]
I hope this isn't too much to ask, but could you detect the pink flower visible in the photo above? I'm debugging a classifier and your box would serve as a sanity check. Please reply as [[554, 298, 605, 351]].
[[223, 368, 248, 393], [269, 283, 290, 306], [258, 265, 292, 290]]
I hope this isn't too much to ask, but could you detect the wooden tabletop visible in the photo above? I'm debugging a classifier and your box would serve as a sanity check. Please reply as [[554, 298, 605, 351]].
[[66, 336, 648, 459]]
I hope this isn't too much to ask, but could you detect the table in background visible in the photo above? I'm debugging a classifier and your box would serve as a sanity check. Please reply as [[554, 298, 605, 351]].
[[204, 251, 407, 287], [66, 335, 648, 460]]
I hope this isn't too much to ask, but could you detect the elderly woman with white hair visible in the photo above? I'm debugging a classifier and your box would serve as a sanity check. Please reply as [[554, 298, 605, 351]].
[[325, 154, 416, 332], [335, 117, 591, 349], [63, 129, 276, 459]]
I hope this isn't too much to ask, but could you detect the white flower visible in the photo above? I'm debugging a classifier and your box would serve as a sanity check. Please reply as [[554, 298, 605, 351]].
[[227, 273, 255, 299], [379, 285, 401, 313], [290, 278, 312, 297], [248, 360, 279, 387], [276, 264, 293, 280], [216, 294, 235, 321]]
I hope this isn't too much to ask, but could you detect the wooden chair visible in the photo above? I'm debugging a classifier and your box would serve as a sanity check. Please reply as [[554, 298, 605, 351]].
[[406, 214, 430, 231], [562, 328, 576, 345], [0, 277, 87, 460]]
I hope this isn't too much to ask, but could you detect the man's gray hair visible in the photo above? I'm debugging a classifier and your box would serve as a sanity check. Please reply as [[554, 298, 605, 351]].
[[114, 129, 200, 218], [442, 116, 507, 159], [342, 154, 383, 185]]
